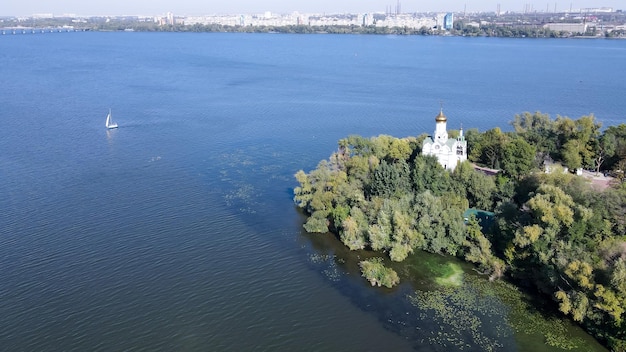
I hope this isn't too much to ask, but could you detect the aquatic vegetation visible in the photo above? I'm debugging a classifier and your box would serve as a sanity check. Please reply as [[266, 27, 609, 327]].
[[307, 253, 333, 265], [359, 258, 400, 288], [308, 253, 342, 282], [433, 262, 464, 287], [410, 279, 505, 351], [409, 274, 591, 351], [223, 183, 258, 213]]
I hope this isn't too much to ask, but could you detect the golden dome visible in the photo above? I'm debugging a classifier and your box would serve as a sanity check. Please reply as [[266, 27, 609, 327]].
[[435, 109, 447, 123]]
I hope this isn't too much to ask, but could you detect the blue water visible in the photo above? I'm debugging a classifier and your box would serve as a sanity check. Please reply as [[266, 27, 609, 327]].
[[0, 32, 624, 351]]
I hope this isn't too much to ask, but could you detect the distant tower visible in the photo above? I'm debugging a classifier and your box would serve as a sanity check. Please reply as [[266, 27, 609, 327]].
[[433, 108, 449, 143], [362, 13, 371, 26], [444, 13, 454, 30]]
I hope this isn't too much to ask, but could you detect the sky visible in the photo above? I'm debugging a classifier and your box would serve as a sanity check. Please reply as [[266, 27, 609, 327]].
[[1, 1, 623, 17]]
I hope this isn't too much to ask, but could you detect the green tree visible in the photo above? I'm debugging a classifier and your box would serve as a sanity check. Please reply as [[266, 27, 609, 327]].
[[451, 161, 497, 210], [593, 132, 616, 174], [340, 206, 369, 250], [562, 139, 583, 170], [555, 290, 590, 322], [465, 128, 482, 162], [412, 155, 452, 196], [303, 210, 330, 233], [368, 160, 411, 198], [501, 137, 536, 179], [414, 191, 465, 256], [604, 124, 626, 171], [389, 198, 423, 261], [344, 155, 370, 184], [369, 134, 397, 159], [576, 115, 602, 167], [388, 138, 412, 161], [471, 127, 507, 169], [511, 111, 556, 158], [368, 200, 393, 251], [556, 115, 601, 169], [611, 257, 626, 296], [594, 284, 625, 325]]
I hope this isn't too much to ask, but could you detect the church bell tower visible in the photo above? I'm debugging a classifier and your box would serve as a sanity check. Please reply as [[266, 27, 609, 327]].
[[434, 108, 448, 144]]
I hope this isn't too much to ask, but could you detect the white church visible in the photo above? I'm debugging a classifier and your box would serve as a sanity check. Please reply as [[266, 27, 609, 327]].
[[421, 109, 467, 171]]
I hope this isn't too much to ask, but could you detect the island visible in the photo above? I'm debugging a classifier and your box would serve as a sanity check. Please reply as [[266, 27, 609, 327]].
[[294, 110, 626, 351]]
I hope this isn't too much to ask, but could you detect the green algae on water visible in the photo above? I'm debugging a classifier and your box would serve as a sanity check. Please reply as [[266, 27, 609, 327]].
[[433, 262, 464, 287], [409, 274, 593, 351]]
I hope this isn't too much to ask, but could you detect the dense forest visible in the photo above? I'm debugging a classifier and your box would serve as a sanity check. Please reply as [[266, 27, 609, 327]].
[[294, 112, 626, 351]]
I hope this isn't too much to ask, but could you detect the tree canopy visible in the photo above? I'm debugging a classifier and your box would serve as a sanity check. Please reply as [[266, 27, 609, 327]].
[[294, 113, 626, 350]]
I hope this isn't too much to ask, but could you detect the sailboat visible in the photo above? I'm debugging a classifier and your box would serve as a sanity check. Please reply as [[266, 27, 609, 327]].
[[105, 109, 118, 129]]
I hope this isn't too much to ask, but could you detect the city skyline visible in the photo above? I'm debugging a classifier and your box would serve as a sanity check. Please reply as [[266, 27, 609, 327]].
[[1, 0, 623, 17]]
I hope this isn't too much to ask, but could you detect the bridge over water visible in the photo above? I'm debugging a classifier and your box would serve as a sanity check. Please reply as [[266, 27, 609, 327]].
[[1, 27, 84, 35]]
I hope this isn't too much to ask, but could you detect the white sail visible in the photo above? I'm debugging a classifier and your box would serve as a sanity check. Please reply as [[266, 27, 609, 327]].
[[106, 109, 118, 129]]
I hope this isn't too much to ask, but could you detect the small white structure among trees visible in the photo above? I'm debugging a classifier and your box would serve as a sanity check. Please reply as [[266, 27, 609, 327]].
[[421, 109, 467, 170]]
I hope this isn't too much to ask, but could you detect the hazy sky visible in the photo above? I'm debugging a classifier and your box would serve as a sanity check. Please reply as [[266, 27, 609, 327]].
[[1, 1, 623, 17]]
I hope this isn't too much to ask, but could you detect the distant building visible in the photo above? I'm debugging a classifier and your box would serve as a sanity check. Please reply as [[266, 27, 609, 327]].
[[32, 13, 54, 19], [361, 13, 373, 26], [444, 13, 454, 30], [421, 109, 467, 171], [580, 7, 614, 13], [544, 22, 587, 33]]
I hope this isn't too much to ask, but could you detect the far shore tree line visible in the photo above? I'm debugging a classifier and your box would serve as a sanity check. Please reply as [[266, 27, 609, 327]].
[[99, 22, 621, 38], [294, 112, 626, 351], [6, 14, 625, 38], [10, 16, 620, 38]]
